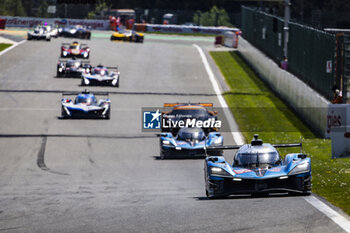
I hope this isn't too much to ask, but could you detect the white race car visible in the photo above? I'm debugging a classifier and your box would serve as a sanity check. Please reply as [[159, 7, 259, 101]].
[[61, 90, 111, 119], [44, 24, 59, 38], [27, 26, 51, 41], [82, 65, 120, 87]]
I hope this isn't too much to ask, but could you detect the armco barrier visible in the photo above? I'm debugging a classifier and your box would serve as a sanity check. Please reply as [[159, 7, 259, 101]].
[[0, 16, 109, 30], [142, 24, 240, 35], [238, 37, 330, 137]]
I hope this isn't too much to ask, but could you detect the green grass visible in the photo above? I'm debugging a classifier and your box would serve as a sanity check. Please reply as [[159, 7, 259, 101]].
[[0, 43, 12, 52], [211, 51, 350, 214]]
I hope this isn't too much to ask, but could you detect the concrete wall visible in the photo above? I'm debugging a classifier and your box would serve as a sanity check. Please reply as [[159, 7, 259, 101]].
[[238, 37, 330, 137]]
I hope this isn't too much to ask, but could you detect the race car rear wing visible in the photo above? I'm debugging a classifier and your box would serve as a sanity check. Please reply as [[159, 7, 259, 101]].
[[104, 66, 118, 70], [163, 103, 213, 108], [62, 90, 109, 97], [61, 43, 89, 47], [58, 59, 90, 64], [206, 140, 303, 154]]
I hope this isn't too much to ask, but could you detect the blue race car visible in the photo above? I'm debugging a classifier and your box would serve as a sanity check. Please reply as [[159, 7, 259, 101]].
[[61, 90, 111, 119], [205, 135, 311, 198], [159, 127, 223, 159]]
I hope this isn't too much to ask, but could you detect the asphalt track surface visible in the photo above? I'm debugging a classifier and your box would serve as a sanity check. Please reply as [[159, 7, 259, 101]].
[[0, 33, 347, 232]]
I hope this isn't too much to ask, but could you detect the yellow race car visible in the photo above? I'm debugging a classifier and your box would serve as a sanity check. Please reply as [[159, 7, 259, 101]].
[[110, 30, 144, 43]]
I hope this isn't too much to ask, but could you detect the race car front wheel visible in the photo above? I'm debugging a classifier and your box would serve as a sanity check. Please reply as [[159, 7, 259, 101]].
[[61, 107, 69, 119], [160, 149, 170, 160], [105, 107, 111, 120]]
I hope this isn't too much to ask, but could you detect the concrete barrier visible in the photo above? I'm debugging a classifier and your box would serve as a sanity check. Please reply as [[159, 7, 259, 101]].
[[142, 24, 241, 35], [238, 37, 330, 137]]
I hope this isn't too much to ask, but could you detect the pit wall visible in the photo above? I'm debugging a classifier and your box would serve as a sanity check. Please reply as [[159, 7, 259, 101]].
[[238, 37, 330, 137]]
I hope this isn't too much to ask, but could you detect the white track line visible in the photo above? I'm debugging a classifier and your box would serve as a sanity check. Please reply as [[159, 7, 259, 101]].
[[193, 43, 350, 232], [193, 44, 244, 145], [0, 40, 26, 56], [304, 196, 350, 232]]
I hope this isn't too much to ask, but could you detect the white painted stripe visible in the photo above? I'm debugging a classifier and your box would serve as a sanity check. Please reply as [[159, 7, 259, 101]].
[[193, 44, 245, 145], [304, 196, 350, 232], [0, 40, 26, 56]]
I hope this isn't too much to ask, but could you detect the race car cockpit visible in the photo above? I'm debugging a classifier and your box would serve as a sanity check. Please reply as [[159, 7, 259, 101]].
[[177, 127, 206, 141], [75, 94, 97, 105]]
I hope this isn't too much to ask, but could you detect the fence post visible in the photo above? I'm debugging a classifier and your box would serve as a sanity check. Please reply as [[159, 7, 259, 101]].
[[283, 0, 291, 58]]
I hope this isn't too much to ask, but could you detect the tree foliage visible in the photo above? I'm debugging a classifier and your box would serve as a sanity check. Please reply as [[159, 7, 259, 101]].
[[0, 0, 26, 16], [36, 1, 49, 18], [193, 6, 232, 27], [87, 1, 109, 19]]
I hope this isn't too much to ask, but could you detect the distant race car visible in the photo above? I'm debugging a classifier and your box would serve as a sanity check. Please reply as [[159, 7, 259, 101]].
[[162, 103, 219, 135], [27, 26, 51, 41], [44, 24, 59, 38], [110, 30, 144, 42], [82, 65, 120, 87], [56, 58, 92, 78], [61, 90, 111, 119], [158, 127, 223, 159], [58, 25, 91, 39], [61, 41, 90, 59], [204, 135, 311, 198]]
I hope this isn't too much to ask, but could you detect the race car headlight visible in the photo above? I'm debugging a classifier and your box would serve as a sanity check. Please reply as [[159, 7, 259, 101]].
[[210, 167, 232, 177], [70, 29, 77, 34], [213, 137, 222, 144], [58, 68, 62, 72], [63, 51, 68, 56], [83, 52, 88, 58], [86, 68, 90, 73], [162, 140, 170, 145], [84, 78, 90, 85], [112, 79, 118, 85], [288, 162, 310, 175]]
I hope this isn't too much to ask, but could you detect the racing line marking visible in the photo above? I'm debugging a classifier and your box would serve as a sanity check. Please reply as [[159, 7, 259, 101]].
[[193, 44, 350, 232], [304, 196, 350, 232], [0, 39, 26, 57], [192, 44, 245, 145]]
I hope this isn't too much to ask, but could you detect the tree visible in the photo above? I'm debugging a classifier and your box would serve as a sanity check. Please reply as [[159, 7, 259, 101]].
[[87, 0, 109, 19], [36, 1, 49, 18], [193, 6, 232, 27], [0, 0, 26, 16]]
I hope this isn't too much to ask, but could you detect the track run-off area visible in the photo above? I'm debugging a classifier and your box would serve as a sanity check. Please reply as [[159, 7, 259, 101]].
[[0, 31, 349, 232]]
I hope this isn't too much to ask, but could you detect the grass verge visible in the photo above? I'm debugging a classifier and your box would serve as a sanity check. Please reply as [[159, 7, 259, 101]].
[[210, 51, 350, 215], [0, 43, 12, 52]]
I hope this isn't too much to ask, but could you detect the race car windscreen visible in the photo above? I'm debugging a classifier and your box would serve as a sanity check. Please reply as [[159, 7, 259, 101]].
[[170, 109, 208, 119], [93, 68, 108, 76], [177, 128, 205, 141], [69, 44, 79, 49], [75, 95, 97, 105], [67, 60, 81, 67], [235, 152, 281, 167]]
